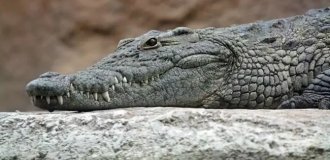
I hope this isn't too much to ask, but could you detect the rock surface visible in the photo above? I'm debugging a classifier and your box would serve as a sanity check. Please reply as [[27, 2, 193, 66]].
[[1, 0, 330, 111], [0, 108, 329, 159]]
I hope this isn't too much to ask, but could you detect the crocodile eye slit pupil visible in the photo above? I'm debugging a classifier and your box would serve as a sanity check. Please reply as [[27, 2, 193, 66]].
[[145, 38, 157, 46]]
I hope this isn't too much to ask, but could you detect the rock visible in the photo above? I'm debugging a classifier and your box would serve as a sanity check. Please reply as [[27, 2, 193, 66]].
[[1, 0, 330, 111], [0, 108, 329, 159]]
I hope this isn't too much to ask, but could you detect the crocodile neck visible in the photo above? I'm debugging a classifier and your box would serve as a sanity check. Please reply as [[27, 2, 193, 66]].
[[202, 9, 330, 108]]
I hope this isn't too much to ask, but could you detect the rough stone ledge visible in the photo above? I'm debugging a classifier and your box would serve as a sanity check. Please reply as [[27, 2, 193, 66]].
[[0, 108, 329, 160]]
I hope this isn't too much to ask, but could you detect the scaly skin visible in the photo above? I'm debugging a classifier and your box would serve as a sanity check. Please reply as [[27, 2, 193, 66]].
[[26, 8, 330, 111]]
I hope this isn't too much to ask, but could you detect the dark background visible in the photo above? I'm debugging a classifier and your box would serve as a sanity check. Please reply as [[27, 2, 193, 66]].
[[0, 0, 329, 111]]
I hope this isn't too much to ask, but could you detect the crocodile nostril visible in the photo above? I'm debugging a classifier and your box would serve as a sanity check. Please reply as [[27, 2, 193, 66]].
[[39, 72, 61, 78]]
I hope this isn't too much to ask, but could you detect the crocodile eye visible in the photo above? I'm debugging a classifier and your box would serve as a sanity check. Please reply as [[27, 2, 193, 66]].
[[139, 37, 160, 50], [145, 38, 158, 47]]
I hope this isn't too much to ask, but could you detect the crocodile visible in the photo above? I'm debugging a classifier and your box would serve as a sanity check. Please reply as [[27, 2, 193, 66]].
[[26, 8, 330, 111]]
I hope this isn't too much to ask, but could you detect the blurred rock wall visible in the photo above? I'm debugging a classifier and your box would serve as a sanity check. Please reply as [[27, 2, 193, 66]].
[[0, 0, 329, 111]]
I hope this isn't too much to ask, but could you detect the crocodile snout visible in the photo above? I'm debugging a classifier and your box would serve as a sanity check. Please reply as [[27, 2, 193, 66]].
[[26, 72, 71, 107]]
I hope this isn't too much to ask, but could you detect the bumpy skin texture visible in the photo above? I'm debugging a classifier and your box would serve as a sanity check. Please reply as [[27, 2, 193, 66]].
[[26, 8, 330, 111]]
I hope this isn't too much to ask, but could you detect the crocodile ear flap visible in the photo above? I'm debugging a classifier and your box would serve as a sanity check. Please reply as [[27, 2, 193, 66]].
[[117, 38, 135, 48], [172, 27, 194, 36]]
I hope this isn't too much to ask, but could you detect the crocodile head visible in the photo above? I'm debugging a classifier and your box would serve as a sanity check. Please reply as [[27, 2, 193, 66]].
[[26, 27, 238, 111]]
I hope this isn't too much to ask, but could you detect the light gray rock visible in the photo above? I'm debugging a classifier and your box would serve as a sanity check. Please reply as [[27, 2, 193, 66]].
[[0, 108, 329, 160]]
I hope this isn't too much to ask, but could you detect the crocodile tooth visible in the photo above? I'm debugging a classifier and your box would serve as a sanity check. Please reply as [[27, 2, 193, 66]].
[[114, 77, 119, 84], [93, 93, 98, 101], [46, 96, 51, 104], [86, 92, 90, 98], [30, 96, 35, 105], [40, 96, 44, 99], [102, 91, 110, 102], [57, 96, 63, 105], [70, 83, 75, 91], [66, 92, 70, 98], [111, 85, 115, 91], [123, 77, 128, 83], [33, 96, 36, 102], [80, 91, 83, 94], [145, 79, 149, 84], [151, 77, 155, 81]]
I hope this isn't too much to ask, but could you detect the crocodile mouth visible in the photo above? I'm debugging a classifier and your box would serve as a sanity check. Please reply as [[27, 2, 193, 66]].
[[30, 94, 68, 106], [26, 69, 170, 111]]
